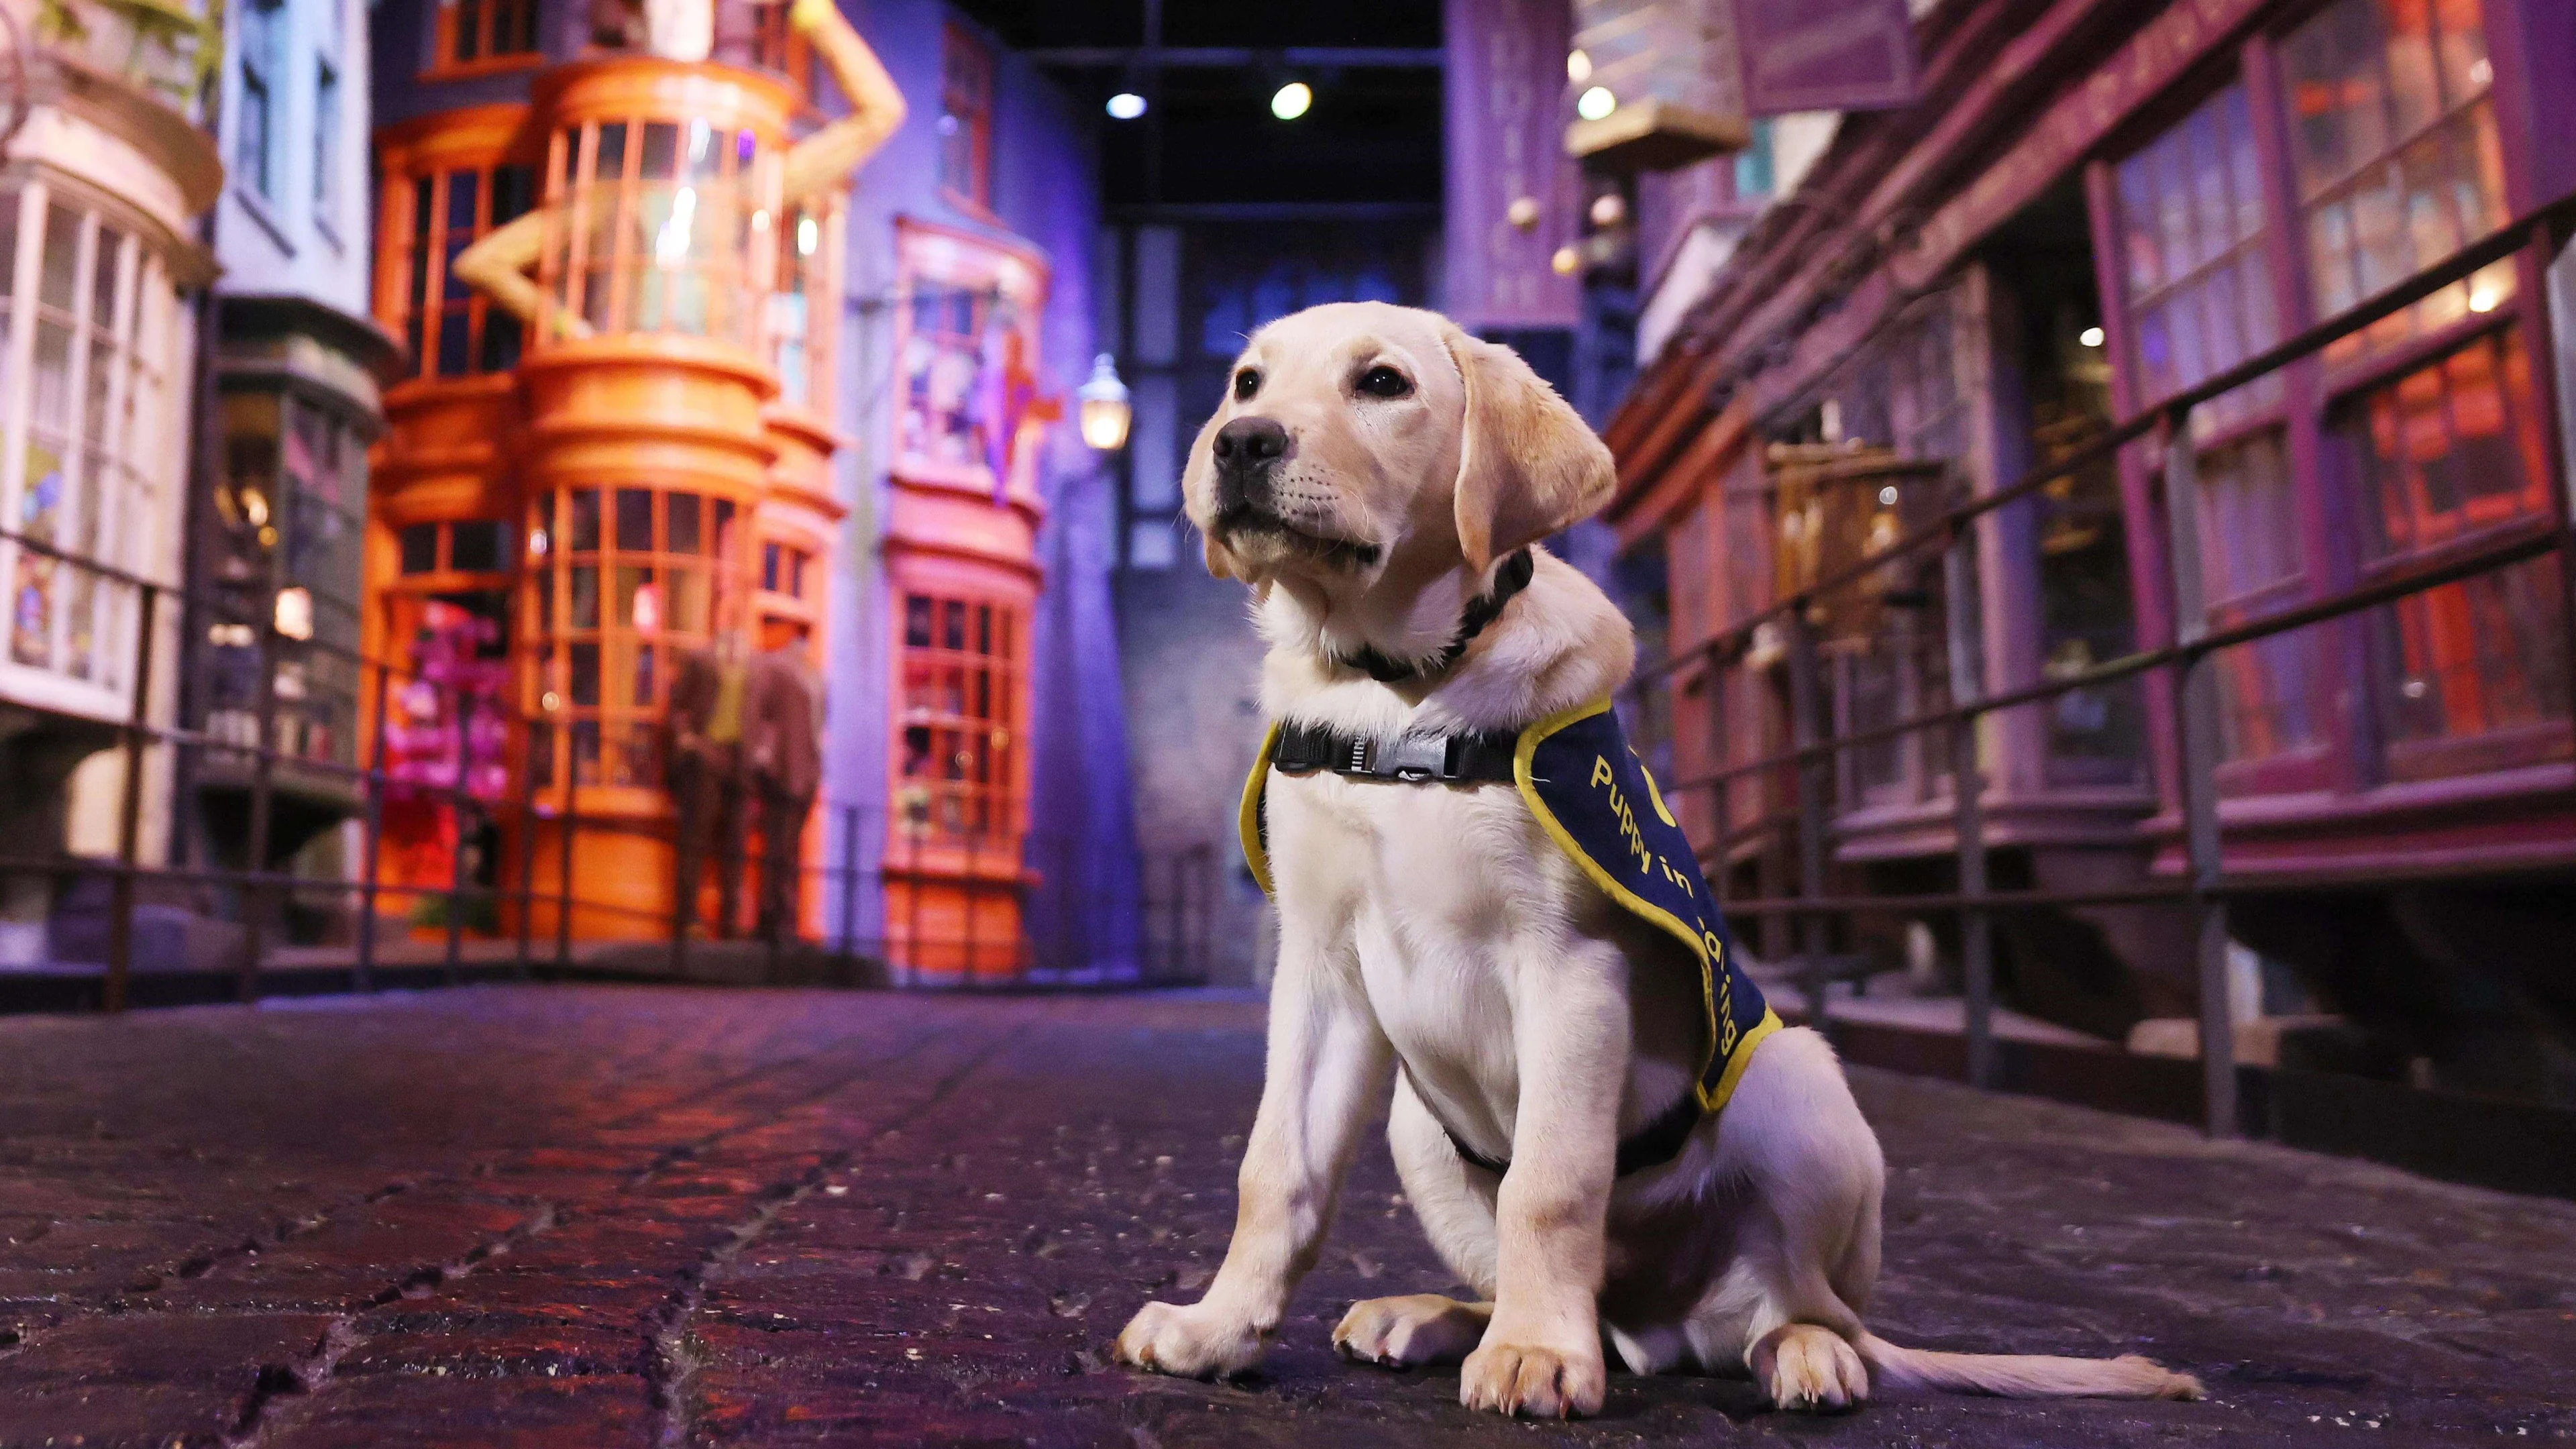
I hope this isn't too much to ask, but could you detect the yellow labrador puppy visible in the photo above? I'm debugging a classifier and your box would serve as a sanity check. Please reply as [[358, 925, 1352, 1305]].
[[1113, 302, 2200, 1417]]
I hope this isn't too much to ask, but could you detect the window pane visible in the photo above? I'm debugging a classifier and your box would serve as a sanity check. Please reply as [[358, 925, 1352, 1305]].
[[569, 640, 599, 705], [614, 486, 653, 551], [2285, 0, 2502, 355], [667, 491, 701, 553], [568, 488, 600, 550], [399, 521, 439, 574], [39, 203, 78, 310], [639, 122, 678, 181], [449, 519, 509, 572]]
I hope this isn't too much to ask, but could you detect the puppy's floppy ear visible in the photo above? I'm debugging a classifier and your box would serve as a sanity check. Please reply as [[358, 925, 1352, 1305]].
[[1181, 408, 1238, 580], [1440, 323, 1617, 573]]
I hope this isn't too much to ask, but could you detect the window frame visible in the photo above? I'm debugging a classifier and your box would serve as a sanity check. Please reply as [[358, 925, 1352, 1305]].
[[428, 0, 543, 78], [2084, 0, 2563, 803], [936, 23, 996, 218], [0, 183, 172, 723], [892, 588, 1024, 847], [237, 0, 280, 201]]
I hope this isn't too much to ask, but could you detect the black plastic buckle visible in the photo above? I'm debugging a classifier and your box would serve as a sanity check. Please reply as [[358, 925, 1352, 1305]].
[[1376, 735, 1451, 782]]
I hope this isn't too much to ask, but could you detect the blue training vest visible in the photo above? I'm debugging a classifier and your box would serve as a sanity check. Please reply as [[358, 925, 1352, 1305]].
[[1240, 697, 1782, 1118]]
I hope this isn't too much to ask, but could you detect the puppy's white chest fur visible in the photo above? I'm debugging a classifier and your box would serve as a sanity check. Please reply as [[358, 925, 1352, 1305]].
[[1265, 764, 1597, 1154]]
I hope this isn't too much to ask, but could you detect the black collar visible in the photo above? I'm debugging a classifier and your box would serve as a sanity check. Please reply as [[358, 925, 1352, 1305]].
[[1326, 549, 1536, 684]]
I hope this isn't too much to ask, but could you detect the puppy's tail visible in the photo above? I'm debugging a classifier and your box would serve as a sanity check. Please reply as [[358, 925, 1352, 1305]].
[[1853, 1332, 2202, 1401]]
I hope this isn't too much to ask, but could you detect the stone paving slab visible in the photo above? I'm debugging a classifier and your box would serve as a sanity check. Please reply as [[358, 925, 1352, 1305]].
[[0, 985, 2570, 1447]]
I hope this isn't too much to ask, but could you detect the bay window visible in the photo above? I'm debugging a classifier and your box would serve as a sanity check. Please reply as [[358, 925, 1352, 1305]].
[[2281, 0, 2512, 364], [897, 593, 1020, 843], [1, 186, 174, 715], [2112, 80, 2316, 769], [2346, 328, 2566, 768]]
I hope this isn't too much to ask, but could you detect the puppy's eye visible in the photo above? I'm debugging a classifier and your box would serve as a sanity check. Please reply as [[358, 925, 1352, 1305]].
[[1233, 369, 1261, 401], [1356, 365, 1411, 398]]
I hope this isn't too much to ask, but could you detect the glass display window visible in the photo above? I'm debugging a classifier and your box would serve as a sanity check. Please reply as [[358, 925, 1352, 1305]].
[[2344, 327, 2567, 770], [2113, 81, 2282, 432], [436, 0, 541, 70], [769, 197, 839, 408], [2111, 81, 2312, 769], [2279, 0, 2512, 364], [385, 160, 539, 378], [937, 24, 994, 213], [891, 221, 1048, 494], [525, 483, 741, 790], [0, 186, 174, 712], [545, 117, 775, 349], [895, 591, 1020, 844]]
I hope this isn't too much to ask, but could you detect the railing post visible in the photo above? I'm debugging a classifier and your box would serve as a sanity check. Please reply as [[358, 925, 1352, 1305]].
[[2161, 406, 2237, 1138], [513, 709, 539, 978], [104, 584, 160, 1014], [1783, 606, 1833, 1030], [1941, 524, 1996, 1090], [354, 651, 391, 993], [904, 817, 922, 989], [239, 601, 282, 1004], [554, 760, 576, 969], [443, 690, 472, 987], [839, 803, 859, 967], [963, 824, 981, 985], [1701, 648, 1733, 905]]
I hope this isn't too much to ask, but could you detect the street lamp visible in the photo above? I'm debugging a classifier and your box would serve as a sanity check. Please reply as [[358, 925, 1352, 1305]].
[[1077, 353, 1132, 451]]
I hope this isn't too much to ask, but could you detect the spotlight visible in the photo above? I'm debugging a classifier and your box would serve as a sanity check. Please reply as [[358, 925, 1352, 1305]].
[[1589, 193, 1625, 227], [1550, 245, 1581, 276], [1271, 81, 1312, 121], [1566, 49, 1592, 83], [2078, 325, 2105, 347], [1107, 91, 1146, 121], [1576, 86, 1616, 121]]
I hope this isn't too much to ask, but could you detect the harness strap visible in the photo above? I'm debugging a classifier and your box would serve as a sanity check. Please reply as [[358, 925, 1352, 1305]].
[[1404, 1063, 1705, 1179], [1271, 721, 1519, 785]]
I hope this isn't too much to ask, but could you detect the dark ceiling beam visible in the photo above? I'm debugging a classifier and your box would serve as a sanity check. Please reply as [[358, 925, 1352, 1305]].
[[1018, 46, 1445, 68]]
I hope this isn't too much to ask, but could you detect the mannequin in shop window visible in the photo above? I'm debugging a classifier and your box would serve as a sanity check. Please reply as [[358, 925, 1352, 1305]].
[[450, 0, 906, 335], [667, 616, 755, 939], [746, 623, 822, 940]]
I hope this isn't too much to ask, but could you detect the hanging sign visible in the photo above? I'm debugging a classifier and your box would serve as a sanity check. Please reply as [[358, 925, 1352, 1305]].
[[1732, 0, 1918, 116], [1444, 0, 1584, 328]]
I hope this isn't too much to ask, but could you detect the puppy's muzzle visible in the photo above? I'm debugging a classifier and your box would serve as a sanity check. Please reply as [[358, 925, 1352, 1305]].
[[1212, 417, 1290, 515]]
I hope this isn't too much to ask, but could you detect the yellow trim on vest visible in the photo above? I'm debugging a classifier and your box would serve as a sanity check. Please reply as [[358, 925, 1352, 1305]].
[[1513, 696, 1758, 1114], [1240, 722, 1282, 898]]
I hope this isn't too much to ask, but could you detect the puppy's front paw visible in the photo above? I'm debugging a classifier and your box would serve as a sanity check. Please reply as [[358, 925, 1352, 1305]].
[[1752, 1322, 1868, 1413], [1333, 1294, 1490, 1368], [1459, 1338, 1606, 1419], [1114, 1300, 1269, 1379]]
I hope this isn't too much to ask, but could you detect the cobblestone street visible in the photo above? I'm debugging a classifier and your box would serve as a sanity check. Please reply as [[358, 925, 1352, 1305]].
[[3, 986, 2573, 1448]]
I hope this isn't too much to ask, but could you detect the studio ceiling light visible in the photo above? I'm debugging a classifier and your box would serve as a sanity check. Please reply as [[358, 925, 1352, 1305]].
[[1271, 81, 1312, 121], [1106, 91, 1146, 120], [1575, 85, 1616, 121]]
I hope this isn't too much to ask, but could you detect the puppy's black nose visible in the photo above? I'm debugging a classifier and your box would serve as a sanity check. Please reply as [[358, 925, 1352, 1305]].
[[1212, 417, 1289, 468]]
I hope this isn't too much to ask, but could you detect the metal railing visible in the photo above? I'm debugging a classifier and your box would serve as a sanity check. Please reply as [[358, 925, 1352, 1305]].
[[0, 519, 1175, 1006], [1621, 199, 2576, 1136]]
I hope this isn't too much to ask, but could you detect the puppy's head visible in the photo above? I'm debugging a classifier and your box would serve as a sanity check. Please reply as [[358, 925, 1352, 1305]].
[[1183, 303, 1615, 594]]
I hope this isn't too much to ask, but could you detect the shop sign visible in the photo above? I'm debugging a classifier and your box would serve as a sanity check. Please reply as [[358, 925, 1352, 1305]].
[[1733, 0, 1918, 116]]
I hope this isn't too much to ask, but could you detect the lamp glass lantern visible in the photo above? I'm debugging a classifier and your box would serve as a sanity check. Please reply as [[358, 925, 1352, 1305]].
[[1077, 353, 1132, 451]]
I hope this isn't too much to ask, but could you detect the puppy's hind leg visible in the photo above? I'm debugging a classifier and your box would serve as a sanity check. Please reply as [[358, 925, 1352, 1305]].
[[1334, 1295, 1492, 1368]]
